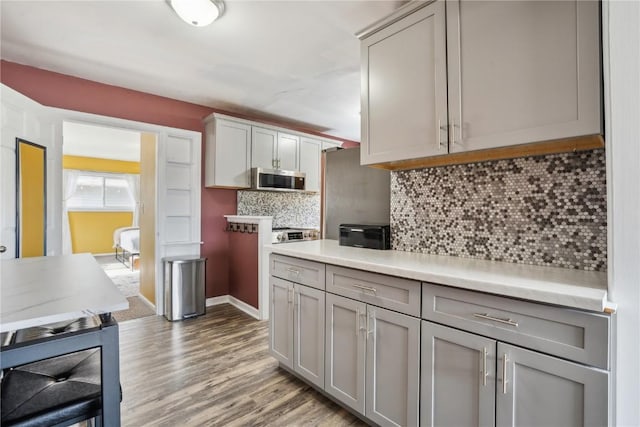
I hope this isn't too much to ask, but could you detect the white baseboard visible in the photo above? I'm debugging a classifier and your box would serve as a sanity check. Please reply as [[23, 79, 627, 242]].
[[137, 293, 157, 313], [206, 295, 261, 320]]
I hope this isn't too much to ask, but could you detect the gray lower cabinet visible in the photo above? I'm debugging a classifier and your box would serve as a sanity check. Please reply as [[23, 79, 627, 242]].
[[325, 293, 420, 426], [421, 320, 609, 427], [269, 276, 325, 389], [325, 293, 366, 414], [497, 342, 608, 427], [421, 321, 496, 427]]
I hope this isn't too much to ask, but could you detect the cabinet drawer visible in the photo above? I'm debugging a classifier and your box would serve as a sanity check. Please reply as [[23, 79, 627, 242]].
[[327, 265, 420, 317], [270, 254, 325, 290], [422, 283, 609, 369]]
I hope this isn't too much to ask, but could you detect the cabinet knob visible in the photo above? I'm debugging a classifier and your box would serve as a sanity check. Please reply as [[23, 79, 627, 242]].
[[0, 245, 6, 253]]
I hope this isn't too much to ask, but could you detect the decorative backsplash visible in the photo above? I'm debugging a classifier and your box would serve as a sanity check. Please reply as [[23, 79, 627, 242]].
[[391, 149, 607, 271], [237, 191, 320, 229]]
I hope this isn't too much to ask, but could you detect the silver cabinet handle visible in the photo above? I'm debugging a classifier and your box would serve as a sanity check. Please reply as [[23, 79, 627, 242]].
[[352, 284, 377, 294], [502, 353, 509, 394], [367, 310, 375, 338], [482, 347, 488, 386], [473, 313, 519, 327], [438, 119, 448, 149], [287, 267, 301, 277], [288, 287, 294, 305], [451, 122, 461, 145]]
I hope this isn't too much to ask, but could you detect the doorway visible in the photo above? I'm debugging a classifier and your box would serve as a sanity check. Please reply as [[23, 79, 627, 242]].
[[62, 121, 158, 319]]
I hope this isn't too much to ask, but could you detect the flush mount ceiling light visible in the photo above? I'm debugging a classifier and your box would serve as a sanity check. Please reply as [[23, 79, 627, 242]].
[[169, 0, 225, 27]]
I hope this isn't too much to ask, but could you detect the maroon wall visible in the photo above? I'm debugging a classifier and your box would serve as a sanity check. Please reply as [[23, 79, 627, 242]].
[[228, 232, 259, 308], [0, 60, 358, 299]]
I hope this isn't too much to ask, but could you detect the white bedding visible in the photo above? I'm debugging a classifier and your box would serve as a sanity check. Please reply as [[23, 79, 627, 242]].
[[113, 227, 140, 254]]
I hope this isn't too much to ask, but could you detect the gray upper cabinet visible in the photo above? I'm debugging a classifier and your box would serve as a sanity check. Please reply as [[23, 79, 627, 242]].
[[277, 132, 299, 171], [299, 137, 321, 193], [251, 126, 278, 170], [496, 342, 609, 427], [421, 321, 496, 427], [204, 116, 251, 188], [360, 0, 448, 165], [359, 0, 602, 165], [446, 0, 602, 152]]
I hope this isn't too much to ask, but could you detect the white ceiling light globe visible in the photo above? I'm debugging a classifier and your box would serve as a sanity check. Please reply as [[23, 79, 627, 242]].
[[170, 0, 224, 27]]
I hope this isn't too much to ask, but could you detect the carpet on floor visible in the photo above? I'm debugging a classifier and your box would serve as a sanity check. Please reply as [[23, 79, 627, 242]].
[[113, 296, 156, 323]]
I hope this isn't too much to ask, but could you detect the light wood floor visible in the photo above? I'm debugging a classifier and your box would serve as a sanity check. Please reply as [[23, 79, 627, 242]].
[[118, 304, 368, 426]]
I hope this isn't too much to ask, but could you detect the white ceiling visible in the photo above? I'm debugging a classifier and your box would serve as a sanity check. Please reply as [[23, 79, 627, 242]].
[[0, 0, 404, 142], [63, 122, 141, 162]]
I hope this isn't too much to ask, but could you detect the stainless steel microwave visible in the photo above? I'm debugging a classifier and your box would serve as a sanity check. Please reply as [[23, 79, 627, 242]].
[[251, 168, 306, 192]]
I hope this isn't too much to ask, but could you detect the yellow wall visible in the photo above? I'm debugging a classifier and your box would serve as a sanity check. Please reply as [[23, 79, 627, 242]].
[[68, 211, 133, 254], [64, 156, 139, 255], [63, 155, 140, 174], [19, 141, 46, 257], [139, 133, 156, 303]]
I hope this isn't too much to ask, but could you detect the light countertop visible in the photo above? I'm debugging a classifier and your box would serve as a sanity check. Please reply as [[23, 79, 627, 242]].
[[265, 240, 609, 312], [1, 253, 129, 332]]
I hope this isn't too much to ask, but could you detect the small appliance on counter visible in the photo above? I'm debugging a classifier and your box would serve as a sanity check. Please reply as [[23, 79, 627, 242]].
[[271, 227, 320, 244], [339, 224, 391, 250]]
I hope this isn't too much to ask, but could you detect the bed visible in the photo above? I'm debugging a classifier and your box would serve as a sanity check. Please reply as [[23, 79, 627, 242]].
[[113, 226, 140, 270]]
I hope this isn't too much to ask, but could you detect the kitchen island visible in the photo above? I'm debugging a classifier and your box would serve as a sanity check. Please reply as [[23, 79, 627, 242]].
[[1, 253, 128, 425], [265, 239, 612, 426]]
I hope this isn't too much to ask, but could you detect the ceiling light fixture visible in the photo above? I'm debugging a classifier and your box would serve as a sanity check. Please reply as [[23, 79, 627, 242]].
[[169, 0, 224, 27]]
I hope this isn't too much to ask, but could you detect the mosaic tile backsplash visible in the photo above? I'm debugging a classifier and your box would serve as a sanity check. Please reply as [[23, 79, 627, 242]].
[[391, 149, 607, 271], [237, 191, 320, 229]]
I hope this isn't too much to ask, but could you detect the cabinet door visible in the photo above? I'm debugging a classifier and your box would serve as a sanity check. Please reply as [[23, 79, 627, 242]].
[[299, 137, 321, 192], [496, 342, 608, 427], [325, 293, 367, 415], [205, 119, 251, 188], [421, 321, 496, 427], [277, 132, 299, 171], [293, 284, 325, 388], [269, 277, 293, 368], [252, 126, 278, 169], [366, 307, 420, 427], [446, 0, 601, 153], [361, 0, 448, 165]]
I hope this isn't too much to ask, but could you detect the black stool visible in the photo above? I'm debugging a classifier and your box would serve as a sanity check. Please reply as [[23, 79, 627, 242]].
[[1, 317, 120, 427]]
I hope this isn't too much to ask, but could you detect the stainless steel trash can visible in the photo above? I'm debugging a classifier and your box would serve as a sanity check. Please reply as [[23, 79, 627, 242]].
[[163, 256, 206, 321]]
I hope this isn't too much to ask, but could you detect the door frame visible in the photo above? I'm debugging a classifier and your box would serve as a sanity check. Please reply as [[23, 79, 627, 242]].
[[54, 107, 201, 315]]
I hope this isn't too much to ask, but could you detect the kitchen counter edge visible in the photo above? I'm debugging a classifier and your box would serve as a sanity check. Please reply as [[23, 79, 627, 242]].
[[265, 240, 609, 313]]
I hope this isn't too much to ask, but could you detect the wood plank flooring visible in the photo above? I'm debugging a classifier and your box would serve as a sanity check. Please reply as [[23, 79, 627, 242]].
[[118, 304, 368, 426]]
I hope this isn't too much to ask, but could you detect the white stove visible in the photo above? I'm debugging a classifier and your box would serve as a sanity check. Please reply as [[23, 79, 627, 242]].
[[271, 227, 320, 244]]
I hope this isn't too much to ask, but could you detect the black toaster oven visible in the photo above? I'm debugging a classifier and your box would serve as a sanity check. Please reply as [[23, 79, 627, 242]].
[[339, 224, 391, 250]]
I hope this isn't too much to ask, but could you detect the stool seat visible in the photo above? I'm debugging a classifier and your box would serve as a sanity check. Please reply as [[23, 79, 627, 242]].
[[1, 349, 102, 427]]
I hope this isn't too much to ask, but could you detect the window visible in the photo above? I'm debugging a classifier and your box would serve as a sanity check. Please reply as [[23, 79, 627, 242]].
[[67, 173, 135, 210]]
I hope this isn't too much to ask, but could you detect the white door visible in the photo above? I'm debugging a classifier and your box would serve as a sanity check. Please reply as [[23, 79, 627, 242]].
[[1, 85, 62, 259]]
